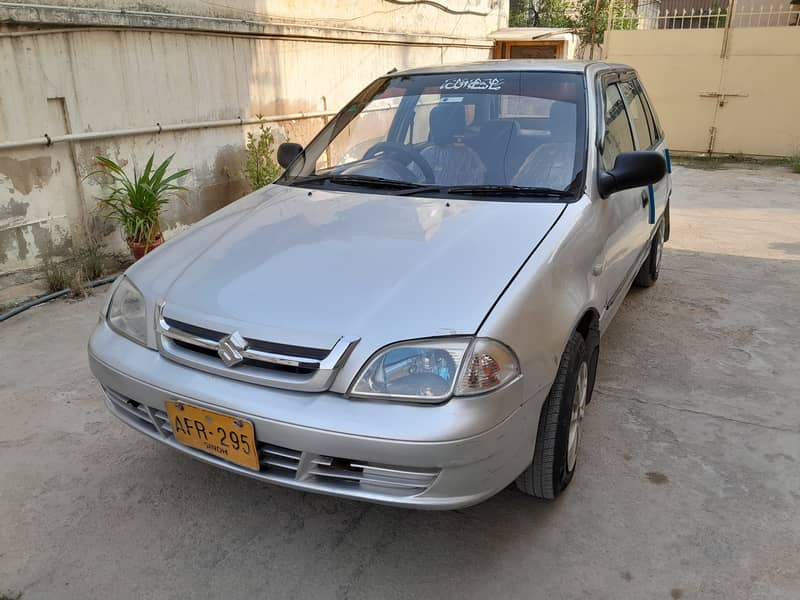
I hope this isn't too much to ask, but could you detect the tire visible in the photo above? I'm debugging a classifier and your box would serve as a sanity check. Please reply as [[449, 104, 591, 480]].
[[516, 330, 591, 500], [585, 345, 599, 405], [634, 219, 665, 288]]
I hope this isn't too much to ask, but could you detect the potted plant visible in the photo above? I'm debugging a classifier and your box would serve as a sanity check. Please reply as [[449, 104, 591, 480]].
[[91, 153, 190, 259]]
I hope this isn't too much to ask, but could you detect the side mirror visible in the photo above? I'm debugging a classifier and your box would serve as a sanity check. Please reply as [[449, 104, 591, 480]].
[[597, 151, 666, 198], [277, 142, 303, 168]]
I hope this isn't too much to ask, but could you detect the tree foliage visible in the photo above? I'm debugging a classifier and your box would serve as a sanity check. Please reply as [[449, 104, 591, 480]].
[[541, 0, 575, 27], [510, 0, 574, 27], [573, 0, 636, 49], [509, 0, 637, 54]]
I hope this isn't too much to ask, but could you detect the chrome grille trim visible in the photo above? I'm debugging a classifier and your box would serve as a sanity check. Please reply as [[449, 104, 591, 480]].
[[103, 387, 439, 498], [155, 302, 359, 392], [159, 317, 321, 370]]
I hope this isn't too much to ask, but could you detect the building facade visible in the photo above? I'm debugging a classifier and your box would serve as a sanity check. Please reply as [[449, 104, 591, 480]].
[[0, 1, 509, 277]]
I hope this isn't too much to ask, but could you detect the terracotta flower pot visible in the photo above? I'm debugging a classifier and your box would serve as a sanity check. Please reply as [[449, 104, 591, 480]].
[[128, 234, 163, 260]]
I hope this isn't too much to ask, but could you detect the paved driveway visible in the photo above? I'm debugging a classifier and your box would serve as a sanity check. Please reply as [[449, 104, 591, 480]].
[[1, 165, 798, 599]]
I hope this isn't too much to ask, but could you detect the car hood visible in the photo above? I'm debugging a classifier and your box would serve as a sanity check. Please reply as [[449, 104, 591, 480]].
[[135, 184, 565, 353]]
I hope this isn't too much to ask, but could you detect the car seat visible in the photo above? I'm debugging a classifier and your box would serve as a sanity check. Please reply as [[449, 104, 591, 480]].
[[419, 103, 486, 186], [511, 102, 577, 190], [478, 119, 521, 184]]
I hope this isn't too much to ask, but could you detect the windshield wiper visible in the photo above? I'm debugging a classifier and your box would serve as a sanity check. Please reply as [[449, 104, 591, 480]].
[[293, 175, 576, 198], [446, 184, 573, 198], [293, 173, 447, 195], [326, 174, 429, 189], [392, 184, 447, 196]]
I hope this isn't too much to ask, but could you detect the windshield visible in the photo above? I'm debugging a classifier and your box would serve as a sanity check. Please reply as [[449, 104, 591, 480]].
[[278, 70, 587, 197]]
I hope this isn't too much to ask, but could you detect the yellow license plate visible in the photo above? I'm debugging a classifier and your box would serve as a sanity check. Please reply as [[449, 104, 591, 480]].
[[165, 401, 260, 471]]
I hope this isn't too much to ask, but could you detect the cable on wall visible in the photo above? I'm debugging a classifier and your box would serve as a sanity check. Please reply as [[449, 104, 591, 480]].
[[384, 0, 493, 17]]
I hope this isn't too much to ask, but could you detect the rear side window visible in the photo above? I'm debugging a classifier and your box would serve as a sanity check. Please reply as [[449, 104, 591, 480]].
[[618, 80, 653, 149], [602, 83, 634, 171], [636, 79, 663, 142]]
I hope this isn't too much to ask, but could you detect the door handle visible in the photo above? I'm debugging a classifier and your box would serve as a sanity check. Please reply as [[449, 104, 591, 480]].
[[641, 189, 649, 207]]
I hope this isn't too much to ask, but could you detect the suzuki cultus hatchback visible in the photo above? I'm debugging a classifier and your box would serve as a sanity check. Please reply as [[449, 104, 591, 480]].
[[90, 60, 670, 509]]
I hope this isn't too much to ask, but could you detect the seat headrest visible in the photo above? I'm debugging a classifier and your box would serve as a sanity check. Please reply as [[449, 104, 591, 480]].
[[429, 103, 466, 145], [548, 102, 576, 140], [480, 119, 520, 140]]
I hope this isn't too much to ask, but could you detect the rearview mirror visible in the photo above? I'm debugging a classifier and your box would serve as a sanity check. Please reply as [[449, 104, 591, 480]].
[[277, 142, 304, 168], [597, 151, 666, 198]]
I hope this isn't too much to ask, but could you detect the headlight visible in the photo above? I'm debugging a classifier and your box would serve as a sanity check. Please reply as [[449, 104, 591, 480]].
[[349, 338, 520, 403], [106, 276, 147, 346]]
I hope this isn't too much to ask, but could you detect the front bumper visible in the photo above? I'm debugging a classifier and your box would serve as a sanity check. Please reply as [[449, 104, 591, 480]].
[[89, 321, 545, 509]]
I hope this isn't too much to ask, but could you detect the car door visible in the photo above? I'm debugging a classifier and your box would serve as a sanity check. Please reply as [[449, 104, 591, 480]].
[[636, 77, 671, 237], [618, 77, 669, 246], [595, 77, 643, 317]]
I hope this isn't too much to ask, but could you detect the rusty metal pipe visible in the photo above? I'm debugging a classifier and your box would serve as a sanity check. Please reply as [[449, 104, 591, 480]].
[[0, 111, 337, 152]]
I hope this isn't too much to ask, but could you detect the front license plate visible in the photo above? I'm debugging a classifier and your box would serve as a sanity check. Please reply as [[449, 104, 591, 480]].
[[165, 401, 260, 471]]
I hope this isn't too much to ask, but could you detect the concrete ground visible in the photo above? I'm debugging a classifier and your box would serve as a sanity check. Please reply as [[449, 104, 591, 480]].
[[1, 165, 799, 600], [0, 274, 48, 314]]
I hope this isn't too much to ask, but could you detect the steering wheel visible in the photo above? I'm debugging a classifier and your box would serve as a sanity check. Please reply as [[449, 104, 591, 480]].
[[363, 142, 436, 184]]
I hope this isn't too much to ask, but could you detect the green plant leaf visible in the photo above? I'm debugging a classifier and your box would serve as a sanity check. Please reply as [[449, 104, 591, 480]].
[[244, 123, 281, 191], [89, 154, 191, 243]]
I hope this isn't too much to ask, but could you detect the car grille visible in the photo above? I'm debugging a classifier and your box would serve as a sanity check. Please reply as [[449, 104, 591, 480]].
[[164, 318, 321, 375], [155, 303, 359, 392], [104, 387, 438, 497]]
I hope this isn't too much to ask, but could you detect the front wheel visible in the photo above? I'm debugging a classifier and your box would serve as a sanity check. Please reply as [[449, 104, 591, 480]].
[[516, 330, 591, 500]]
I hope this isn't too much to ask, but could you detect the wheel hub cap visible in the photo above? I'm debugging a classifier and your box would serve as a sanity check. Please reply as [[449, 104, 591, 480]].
[[567, 361, 589, 472]]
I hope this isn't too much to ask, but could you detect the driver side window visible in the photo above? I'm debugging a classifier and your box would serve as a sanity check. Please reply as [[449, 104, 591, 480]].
[[315, 97, 402, 172], [602, 83, 635, 171]]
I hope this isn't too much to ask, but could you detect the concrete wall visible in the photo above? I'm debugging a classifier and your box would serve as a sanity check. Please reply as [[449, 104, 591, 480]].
[[605, 26, 800, 156], [1, 0, 507, 39], [0, 0, 507, 276]]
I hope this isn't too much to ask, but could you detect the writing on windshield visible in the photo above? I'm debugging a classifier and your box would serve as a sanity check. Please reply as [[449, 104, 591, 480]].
[[440, 77, 504, 91]]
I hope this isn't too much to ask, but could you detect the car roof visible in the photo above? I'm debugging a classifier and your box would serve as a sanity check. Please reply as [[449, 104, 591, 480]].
[[392, 59, 631, 77]]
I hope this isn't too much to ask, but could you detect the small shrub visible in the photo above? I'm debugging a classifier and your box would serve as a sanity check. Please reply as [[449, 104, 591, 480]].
[[789, 154, 800, 174], [245, 116, 281, 190], [77, 240, 105, 281], [37, 241, 110, 294], [39, 254, 74, 293], [69, 266, 90, 298]]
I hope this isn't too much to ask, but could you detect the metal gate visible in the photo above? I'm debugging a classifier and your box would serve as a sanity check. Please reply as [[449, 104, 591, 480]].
[[605, 0, 800, 156]]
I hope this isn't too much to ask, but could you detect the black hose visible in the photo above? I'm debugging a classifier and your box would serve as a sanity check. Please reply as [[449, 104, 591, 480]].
[[0, 274, 118, 323]]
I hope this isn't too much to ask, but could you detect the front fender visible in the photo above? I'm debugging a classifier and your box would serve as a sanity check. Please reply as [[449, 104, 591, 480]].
[[477, 198, 603, 404]]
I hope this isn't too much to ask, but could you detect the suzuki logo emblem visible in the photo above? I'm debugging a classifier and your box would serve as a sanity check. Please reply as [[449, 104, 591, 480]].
[[218, 331, 248, 367]]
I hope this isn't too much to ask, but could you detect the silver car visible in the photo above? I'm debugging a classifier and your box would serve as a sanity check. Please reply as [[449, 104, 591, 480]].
[[89, 60, 670, 509]]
